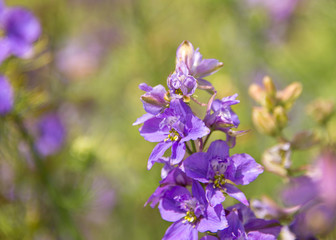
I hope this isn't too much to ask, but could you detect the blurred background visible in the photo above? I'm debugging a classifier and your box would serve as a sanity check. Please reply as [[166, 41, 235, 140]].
[[1, 0, 336, 239]]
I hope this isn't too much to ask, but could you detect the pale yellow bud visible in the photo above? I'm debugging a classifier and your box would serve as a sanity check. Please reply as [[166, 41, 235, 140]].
[[252, 107, 278, 136], [277, 82, 302, 110]]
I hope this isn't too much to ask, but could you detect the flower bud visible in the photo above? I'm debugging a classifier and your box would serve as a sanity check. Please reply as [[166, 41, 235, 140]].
[[291, 131, 319, 150], [274, 106, 288, 129], [262, 143, 291, 177], [277, 82, 302, 110], [249, 83, 265, 105], [252, 107, 278, 136], [306, 99, 334, 125], [263, 76, 276, 98]]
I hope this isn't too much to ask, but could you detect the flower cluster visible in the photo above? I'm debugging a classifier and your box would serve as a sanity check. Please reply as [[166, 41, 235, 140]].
[[135, 41, 276, 240]]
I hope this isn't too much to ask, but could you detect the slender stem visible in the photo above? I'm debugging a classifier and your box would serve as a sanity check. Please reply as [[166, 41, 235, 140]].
[[13, 115, 82, 240], [203, 131, 213, 150], [190, 140, 197, 153], [191, 96, 207, 107], [185, 143, 193, 155]]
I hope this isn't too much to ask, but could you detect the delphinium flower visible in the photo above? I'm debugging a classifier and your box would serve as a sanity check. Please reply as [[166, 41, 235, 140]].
[[183, 140, 263, 206], [203, 94, 242, 148], [139, 98, 209, 169], [35, 113, 66, 156], [0, 75, 14, 115], [136, 41, 267, 240], [217, 203, 281, 240], [175, 40, 223, 87], [0, 1, 41, 63], [159, 181, 228, 240]]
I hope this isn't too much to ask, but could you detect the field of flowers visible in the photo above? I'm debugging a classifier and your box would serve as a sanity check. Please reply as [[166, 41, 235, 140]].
[[0, 0, 335, 239]]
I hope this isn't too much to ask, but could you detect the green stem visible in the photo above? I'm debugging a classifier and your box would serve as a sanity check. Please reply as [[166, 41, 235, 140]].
[[13, 115, 82, 240], [185, 143, 193, 155], [190, 140, 197, 153], [203, 131, 213, 150]]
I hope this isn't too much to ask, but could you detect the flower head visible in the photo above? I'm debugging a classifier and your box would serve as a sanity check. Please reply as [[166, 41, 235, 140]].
[[159, 181, 228, 240], [176, 40, 223, 79], [0, 5, 41, 63], [183, 140, 263, 206], [139, 99, 209, 169]]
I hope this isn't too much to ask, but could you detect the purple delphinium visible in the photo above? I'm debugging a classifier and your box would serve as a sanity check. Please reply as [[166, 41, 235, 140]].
[[145, 165, 192, 208], [35, 113, 66, 156], [176, 40, 223, 80], [0, 3, 41, 63], [0, 75, 14, 115], [218, 203, 281, 240], [139, 98, 209, 169], [183, 140, 263, 206], [167, 61, 197, 100], [159, 181, 228, 240], [139, 83, 168, 115]]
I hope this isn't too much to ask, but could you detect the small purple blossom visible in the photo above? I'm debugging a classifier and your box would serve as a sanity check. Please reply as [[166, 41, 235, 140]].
[[0, 4, 41, 63], [139, 83, 168, 115], [159, 181, 228, 240], [145, 166, 192, 208], [204, 94, 240, 131], [176, 40, 223, 79], [167, 61, 197, 100], [183, 140, 263, 206], [139, 99, 209, 169], [0, 75, 14, 115], [218, 203, 281, 240], [35, 113, 66, 156]]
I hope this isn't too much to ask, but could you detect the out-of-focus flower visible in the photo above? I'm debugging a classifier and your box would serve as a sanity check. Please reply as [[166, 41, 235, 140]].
[[0, 75, 14, 115], [0, 4, 41, 63], [246, 0, 300, 22], [251, 196, 299, 221], [35, 113, 66, 156], [282, 147, 336, 238], [183, 140, 263, 206], [159, 181, 228, 240], [262, 143, 291, 177], [306, 99, 334, 126]]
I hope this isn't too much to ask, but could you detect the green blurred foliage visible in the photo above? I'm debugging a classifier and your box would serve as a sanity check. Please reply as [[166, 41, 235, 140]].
[[1, 0, 336, 239]]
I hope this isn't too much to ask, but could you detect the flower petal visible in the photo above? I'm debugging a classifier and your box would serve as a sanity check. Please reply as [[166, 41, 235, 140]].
[[163, 219, 198, 240], [206, 184, 226, 207], [148, 142, 173, 170], [183, 152, 209, 183], [231, 153, 264, 185], [197, 204, 228, 232], [224, 183, 249, 206]]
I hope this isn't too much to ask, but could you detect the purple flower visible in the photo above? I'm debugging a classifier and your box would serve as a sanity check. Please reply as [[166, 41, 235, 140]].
[[0, 75, 14, 115], [139, 99, 209, 169], [204, 94, 240, 131], [139, 83, 168, 115], [167, 61, 197, 100], [0, 4, 41, 63], [176, 40, 223, 79], [145, 166, 192, 208], [159, 181, 228, 240], [183, 140, 263, 206], [35, 113, 66, 156], [219, 203, 281, 240]]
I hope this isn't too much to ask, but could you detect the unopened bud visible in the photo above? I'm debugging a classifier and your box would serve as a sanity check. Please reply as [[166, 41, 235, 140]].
[[252, 107, 278, 136], [306, 99, 334, 125], [277, 82, 302, 110], [262, 143, 291, 177], [249, 84, 265, 105], [274, 106, 288, 129], [263, 76, 276, 98], [291, 131, 319, 150]]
